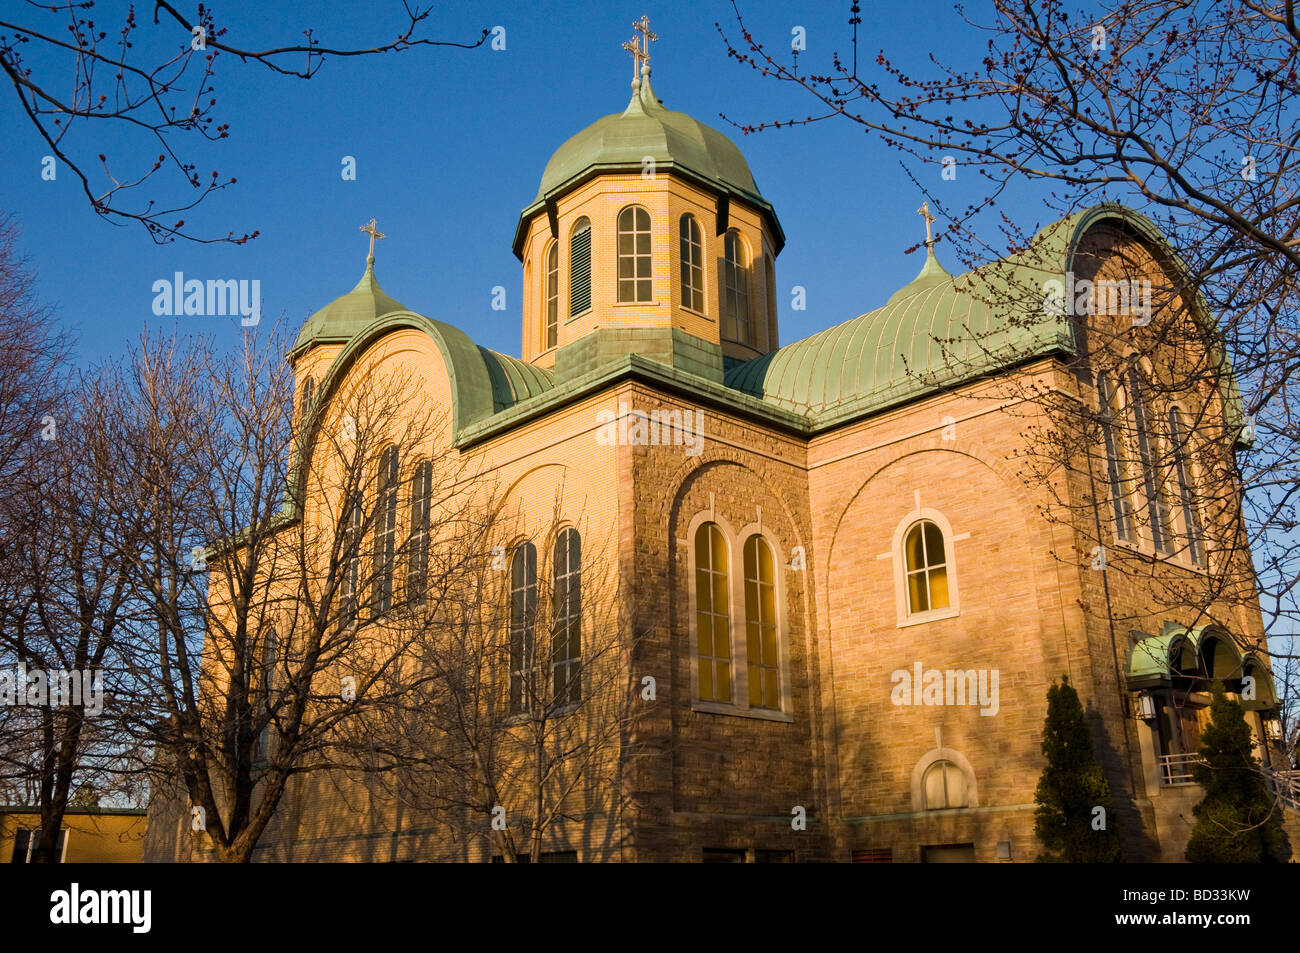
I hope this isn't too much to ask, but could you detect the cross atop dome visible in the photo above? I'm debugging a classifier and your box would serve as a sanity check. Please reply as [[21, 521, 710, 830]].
[[917, 201, 936, 246], [622, 15, 658, 92], [359, 217, 385, 265]]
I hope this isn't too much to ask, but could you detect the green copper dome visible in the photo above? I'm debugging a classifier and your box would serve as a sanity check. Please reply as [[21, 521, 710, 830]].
[[292, 258, 408, 356], [514, 76, 783, 256], [725, 243, 1074, 427]]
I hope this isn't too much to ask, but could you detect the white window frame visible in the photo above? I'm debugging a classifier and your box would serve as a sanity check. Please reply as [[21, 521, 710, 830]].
[[686, 511, 794, 722], [892, 508, 960, 627]]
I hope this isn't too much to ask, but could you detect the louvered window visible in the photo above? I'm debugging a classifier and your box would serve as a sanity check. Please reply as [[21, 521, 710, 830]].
[[569, 218, 591, 317]]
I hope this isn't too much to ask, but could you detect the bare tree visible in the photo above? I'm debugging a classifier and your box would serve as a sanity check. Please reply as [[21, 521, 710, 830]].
[[350, 496, 645, 863], [0, 2, 488, 243]]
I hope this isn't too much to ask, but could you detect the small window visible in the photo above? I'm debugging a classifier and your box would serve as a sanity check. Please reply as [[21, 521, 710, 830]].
[[406, 459, 432, 604], [298, 376, 315, 424], [694, 522, 732, 703], [679, 214, 704, 312], [1168, 408, 1203, 565], [743, 535, 780, 709], [509, 543, 538, 713], [904, 520, 949, 614], [617, 205, 652, 302], [569, 218, 591, 317], [721, 230, 751, 344], [372, 446, 399, 614], [551, 528, 581, 706], [544, 242, 558, 350], [11, 828, 68, 862], [922, 760, 968, 809]]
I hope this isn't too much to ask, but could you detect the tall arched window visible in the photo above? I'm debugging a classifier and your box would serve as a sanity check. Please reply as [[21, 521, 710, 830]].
[[551, 528, 581, 705], [569, 217, 591, 317], [372, 446, 399, 614], [922, 760, 968, 809], [340, 492, 362, 628], [1168, 407, 1204, 565], [743, 535, 779, 709], [764, 254, 777, 349], [617, 205, 652, 302], [694, 522, 732, 703], [1098, 372, 1133, 541], [406, 459, 432, 605], [255, 627, 278, 765], [721, 229, 750, 344], [1127, 366, 1169, 552], [509, 543, 538, 714], [679, 214, 704, 312], [298, 376, 315, 424], [904, 520, 949, 614], [544, 242, 558, 350]]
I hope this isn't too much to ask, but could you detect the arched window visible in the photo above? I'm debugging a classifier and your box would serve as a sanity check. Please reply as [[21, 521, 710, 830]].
[[544, 242, 558, 350], [1168, 407, 1204, 565], [1126, 366, 1169, 552], [922, 760, 969, 809], [617, 205, 652, 302], [694, 522, 732, 703], [764, 254, 777, 349], [904, 520, 949, 614], [340, 492, 362, 628], [569, 217, 591, 317], [255, 627, 278, 765], [406, 459, 432, 605], [743, 535, 779, 709], [551, 528, 581, 705], [372, 446, 399, 614], [679, 214, 704, 312], [299, 376, 315, 424], [1098, 372, 1133, 541], [721, 229, 750, 344], [509, 543, 538, 714]]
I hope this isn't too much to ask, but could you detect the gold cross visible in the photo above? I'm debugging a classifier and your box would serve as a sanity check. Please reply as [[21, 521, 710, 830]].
[[634, 15, 657, 67], [622, 35, 644, 83], [917, 201, 936, 244], [360, 217, 385, 260]]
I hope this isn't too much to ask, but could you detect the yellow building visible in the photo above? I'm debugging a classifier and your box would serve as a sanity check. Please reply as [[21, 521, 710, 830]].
[[146, 27, 1297, 862], [2, 806, 147, 863]]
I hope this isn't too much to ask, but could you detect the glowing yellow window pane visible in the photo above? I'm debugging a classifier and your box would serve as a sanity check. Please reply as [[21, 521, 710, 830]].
[[908, 572, 928, 613], [905, 524, 925, 572], [716, 662, 732, 702], [699, 660, 714, 700], [928, 566, 950, 610]]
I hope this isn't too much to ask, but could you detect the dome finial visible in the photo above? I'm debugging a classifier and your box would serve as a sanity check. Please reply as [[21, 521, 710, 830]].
[[917, 201, 936, 247], [359, 217, 385, 268], [621, 16, 658, 98]]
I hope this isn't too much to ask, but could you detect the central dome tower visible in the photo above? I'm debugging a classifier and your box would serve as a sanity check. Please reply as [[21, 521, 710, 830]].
[[513, 26, 784, 382]]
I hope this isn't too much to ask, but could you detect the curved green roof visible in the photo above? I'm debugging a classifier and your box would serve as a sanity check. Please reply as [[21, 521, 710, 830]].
[[726, 244, 1073, 425], [724, 203, 1242, 432], [292, 258, 407, 357], [514, 76, 783, 256]]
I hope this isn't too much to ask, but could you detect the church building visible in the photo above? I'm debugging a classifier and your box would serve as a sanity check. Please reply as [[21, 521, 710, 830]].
[[149, 22, 1296, 863]]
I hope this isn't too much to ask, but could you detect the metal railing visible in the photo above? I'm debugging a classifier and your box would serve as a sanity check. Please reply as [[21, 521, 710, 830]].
[[1157, 752, 1203, 785]]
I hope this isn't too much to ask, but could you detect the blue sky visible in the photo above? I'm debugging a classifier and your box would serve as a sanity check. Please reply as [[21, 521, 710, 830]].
[[0, 0, 1021, 365]]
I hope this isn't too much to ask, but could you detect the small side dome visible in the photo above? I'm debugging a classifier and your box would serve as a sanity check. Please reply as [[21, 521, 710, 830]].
[[292, 258, 407, 357]]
